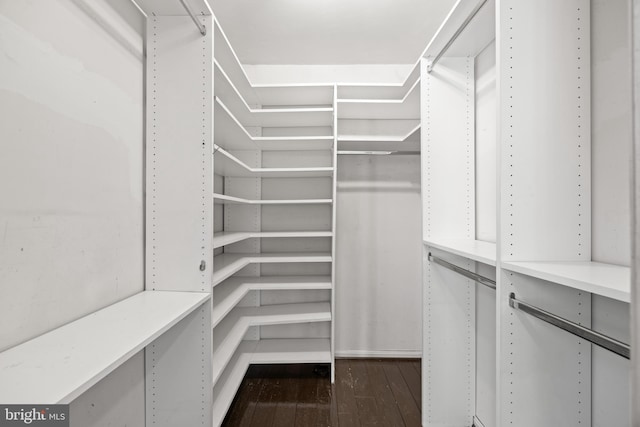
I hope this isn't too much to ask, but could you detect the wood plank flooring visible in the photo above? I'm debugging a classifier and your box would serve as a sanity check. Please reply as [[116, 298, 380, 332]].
[[222, 359, 421, 427]]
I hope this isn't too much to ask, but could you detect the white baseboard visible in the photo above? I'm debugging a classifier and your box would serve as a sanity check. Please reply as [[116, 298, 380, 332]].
[[335, 349, 421, 358]]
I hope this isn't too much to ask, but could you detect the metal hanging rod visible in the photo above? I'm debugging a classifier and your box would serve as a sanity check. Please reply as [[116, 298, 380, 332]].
[[337, 150, 420, 156], [428, 253, 496, 290], [509, 293, 630, 359], [178, 0, 206, 35], [427, 0, 488, 73]]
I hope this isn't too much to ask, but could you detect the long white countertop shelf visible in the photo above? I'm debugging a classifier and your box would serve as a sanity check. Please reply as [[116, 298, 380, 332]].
[[215, 99, 334, 151], [214, 145, 334, 178], [502, 261, 630, 303], [212, 276, 332, 327], [213, 193, 332, 206], [424, 238, 497, 266], [0, 291, 210, 404], [213, 252, 332, 285], [212, 338, 331, 426], [214, 64, 333, 128], [214, 231, 333, 249], [337, 79, 420, 120], [212, 302, 331, 386]]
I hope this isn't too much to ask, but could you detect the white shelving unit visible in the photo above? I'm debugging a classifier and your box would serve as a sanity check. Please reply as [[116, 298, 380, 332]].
[[210, 18, 336, 426], [422, 1, 633, 427]]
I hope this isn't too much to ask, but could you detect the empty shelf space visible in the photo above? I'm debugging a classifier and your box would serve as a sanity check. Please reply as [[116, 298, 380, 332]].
[[212, 276, 332, 326], [213, 193, 332, 206], [212, 303, 331, 385], [424, 238, 497, 266], [502, 261, 630, 303], [212, 338, 331, 426], [214, 231, 332, 249], [0, 291, 210, 404], [337, 79, 420, 120], [213, 252, 332, 285], [214, 145, 333, 178], [213, 21, 333, 107], [338, 123, 421, 143], [337, 63, 420, 100], [214, 65, 333, 128], [215, 99, 334, 151]]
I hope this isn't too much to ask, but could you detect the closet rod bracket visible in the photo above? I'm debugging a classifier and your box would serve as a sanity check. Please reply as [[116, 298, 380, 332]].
[[178, 0, 206, 35]]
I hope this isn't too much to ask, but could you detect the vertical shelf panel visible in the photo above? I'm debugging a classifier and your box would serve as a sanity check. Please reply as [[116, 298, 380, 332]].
[[499, 0, 591, 262], [145, 15, 214, 292], [497, 1, 592, 426], [145, 15, 214, 427]]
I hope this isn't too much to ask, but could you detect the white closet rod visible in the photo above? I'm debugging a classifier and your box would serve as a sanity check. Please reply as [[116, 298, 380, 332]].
[[509, 293, 631, 359], [428, 253, 496, 290], [337, 150, 420, 156], [178, 0, 206, 35], [427, 0, 488, 72]]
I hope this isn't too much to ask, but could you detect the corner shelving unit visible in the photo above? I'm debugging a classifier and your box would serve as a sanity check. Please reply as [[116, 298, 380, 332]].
[[421, 0, 633, 426], [211, 18, 336, 426]]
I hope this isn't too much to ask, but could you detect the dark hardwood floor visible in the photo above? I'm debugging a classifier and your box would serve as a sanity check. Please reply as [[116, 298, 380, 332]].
[[222, 359, 422, 427]]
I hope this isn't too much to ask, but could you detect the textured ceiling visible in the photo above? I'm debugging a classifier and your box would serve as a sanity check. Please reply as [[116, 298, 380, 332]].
[[210, 0, 457, 65]]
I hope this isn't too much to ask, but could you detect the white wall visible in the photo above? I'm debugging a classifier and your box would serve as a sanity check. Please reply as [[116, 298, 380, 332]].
[[0, 1, 144, 425], [335, 155, 422, 356], [244, 64, 414, 85]]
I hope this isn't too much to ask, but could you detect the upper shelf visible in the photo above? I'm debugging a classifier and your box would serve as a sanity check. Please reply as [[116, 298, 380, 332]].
[[214, 145, 333, 178], [213, 20, 334, 107], [214, 99, 334, 151], [214, 64, 333, 128], [337, 123, 421, 152], [424, 0, 496, 68], [424, 238, 496, 266], [337, 78, 420, 120], [502, 261, 630, 303], [337, 62, 420, 101], [0, 291, 210, 404]]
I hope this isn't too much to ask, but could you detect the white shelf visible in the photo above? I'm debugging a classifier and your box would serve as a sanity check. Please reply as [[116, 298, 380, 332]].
[[214, 231, 332, 249], [0, 291, 210, 404], [214, 145, 333, 178], [213, 20, 333, 107], [502, 261, 630, 303], [212, 302, 331, 385], [215, 99, 334, 151], [424, 0, 495, 64], [424, 238, 497, 266], [338, 123, 421, 143], [211, 338, 331, 426], [214, 64, 333, 128], [213, 193, 332, 206], [336, 62, 421, 100], [212, 276, 332, 327], [337, 78, 420, 120], [213, 252, 332, 286]]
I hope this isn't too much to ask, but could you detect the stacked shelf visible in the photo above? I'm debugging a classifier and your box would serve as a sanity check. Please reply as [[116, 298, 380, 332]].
[[336, 62, 422, 153], [211, 19, 335, 426]]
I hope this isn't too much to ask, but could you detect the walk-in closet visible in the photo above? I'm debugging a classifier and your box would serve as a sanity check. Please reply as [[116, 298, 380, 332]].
[[1, 0, 639, 426]]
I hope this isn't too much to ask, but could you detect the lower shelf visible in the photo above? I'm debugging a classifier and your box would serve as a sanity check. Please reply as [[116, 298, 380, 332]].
[[212, 302, 331, 386], [211, 338, 331, 426]]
